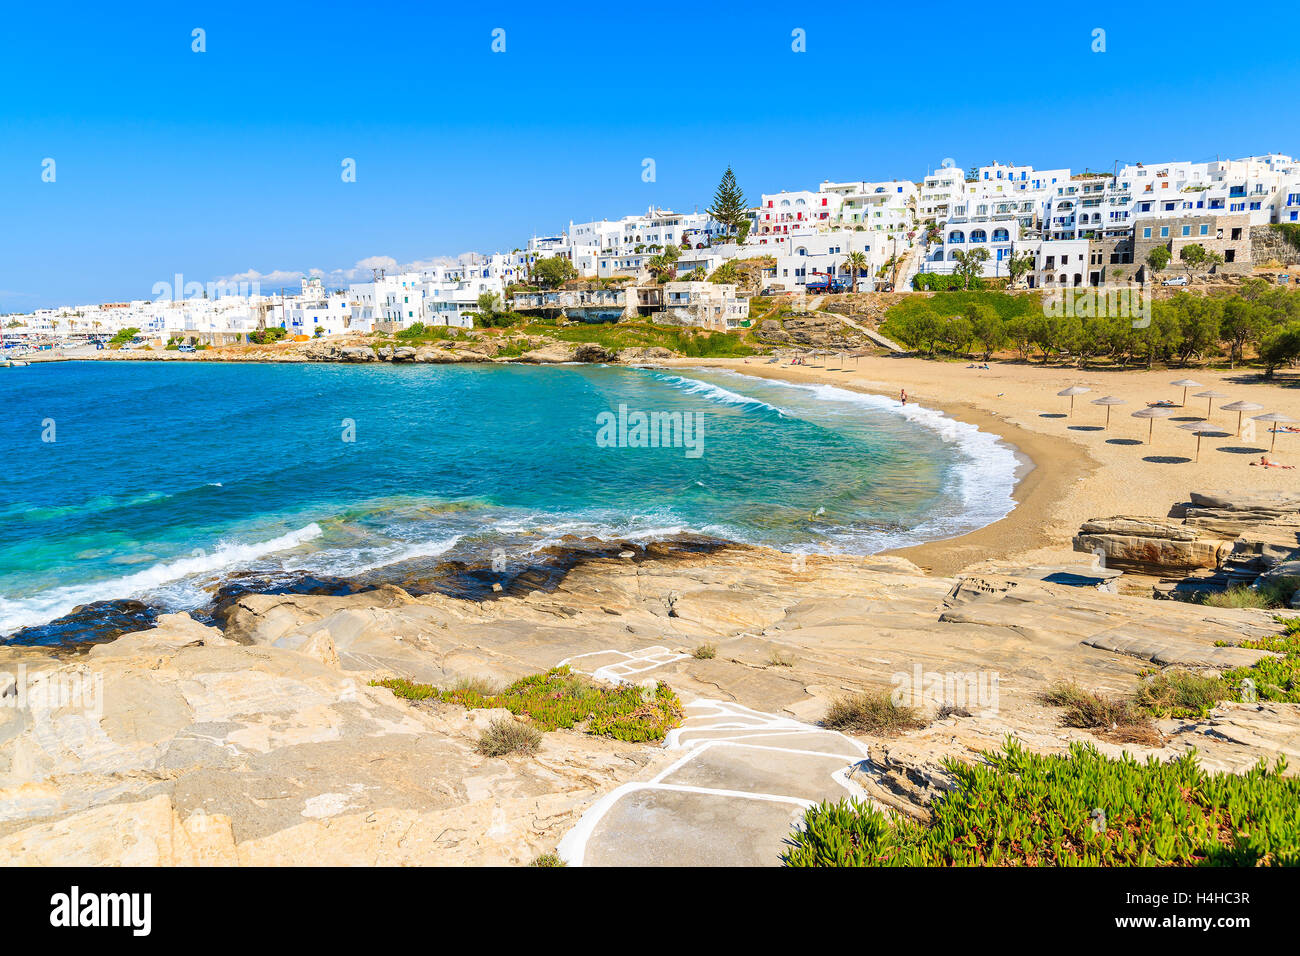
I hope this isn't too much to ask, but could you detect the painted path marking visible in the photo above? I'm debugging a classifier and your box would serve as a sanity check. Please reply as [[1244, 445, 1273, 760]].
[[554, 652, 870, 866]]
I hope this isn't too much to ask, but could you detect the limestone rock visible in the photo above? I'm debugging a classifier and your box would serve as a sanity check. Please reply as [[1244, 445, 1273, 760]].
[[573, 343, 612, 363], [297, 628, 341, 668], [615, 346, 674, 364], [518, 344, 578, 364], [1074, 518, 1230, 572], [413, 347, 469, 364]]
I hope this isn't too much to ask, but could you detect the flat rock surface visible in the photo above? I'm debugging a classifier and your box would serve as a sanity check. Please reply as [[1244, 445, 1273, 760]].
[[3, 546, 1298, 866]]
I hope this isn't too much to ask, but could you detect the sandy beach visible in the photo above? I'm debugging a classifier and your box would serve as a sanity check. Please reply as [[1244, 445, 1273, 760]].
[[677, 356, 1300, 575]]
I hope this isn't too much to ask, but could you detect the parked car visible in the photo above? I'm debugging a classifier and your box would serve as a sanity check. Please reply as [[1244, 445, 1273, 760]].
[[1162, 275, 1189, 286]]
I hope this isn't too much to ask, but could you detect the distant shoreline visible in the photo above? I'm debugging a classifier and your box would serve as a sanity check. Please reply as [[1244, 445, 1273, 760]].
[[672, 358, 1086, 575], [676, 355, 1300, 577]]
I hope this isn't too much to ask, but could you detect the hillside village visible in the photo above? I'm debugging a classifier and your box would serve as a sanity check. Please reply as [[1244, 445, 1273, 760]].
[[6, 154, 1300, 353]]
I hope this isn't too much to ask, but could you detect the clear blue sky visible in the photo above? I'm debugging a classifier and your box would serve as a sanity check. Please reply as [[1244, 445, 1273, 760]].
[[3, 0, 1298, 310]]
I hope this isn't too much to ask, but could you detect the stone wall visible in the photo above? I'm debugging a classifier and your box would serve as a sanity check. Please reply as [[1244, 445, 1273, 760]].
[[1249, 225, 1300, 267]]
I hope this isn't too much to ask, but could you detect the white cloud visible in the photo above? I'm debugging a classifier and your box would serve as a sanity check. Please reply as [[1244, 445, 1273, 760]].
[[216, 253, 464, 289]]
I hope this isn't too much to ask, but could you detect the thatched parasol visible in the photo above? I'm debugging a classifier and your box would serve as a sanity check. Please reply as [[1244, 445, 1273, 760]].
[[1091, 395, 1128, 429], [1220, 400, 1265, 437], [1132, 405, 1175, 443], [1169, 379, 1202, 406], [1058, 385, 1091, 415], [1252, 412, 1300, 452]]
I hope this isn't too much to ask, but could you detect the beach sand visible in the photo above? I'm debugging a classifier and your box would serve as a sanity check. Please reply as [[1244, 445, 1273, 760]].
[[674, 356, 1300, 575]]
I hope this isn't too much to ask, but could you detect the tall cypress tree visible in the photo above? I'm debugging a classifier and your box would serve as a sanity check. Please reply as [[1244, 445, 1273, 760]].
[[708, 166, 747, 236]]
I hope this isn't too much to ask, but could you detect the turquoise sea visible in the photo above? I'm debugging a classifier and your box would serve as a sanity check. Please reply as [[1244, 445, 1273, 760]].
[[0, 361, 1019, 643]]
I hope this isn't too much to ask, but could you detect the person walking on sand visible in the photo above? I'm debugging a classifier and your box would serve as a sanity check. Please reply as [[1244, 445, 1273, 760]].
[[900, 388, 907, 406]]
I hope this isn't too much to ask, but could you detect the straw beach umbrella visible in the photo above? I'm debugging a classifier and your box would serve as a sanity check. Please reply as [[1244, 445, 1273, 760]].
[[1058, 385, 1091, 415], [1091, 395, 1128, 429], [1253, 412, 1300, 452], [1221, 400, 1265, 437], [1179, 420, 1226, 462], [1193, 389, 1230, 416], [1132, 405, 1175, 443], [1170, 379, 1202, 406]]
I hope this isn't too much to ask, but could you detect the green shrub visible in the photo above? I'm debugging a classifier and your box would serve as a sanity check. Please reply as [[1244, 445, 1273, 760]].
[[693, 643, 717, 660], [528, 853, 566, 867], [912, 272, 981, 292], [1271, 222, 1300, 251], [1202, 582, 1291, 609], [1222, 618, 1300, 704], [783, 739, 1300, 866], [822, 690, 925, 736], [477, 717, 542, 757], [1134, 670, 1232, 719], [248, 326, 288, 345], [373, 666, 683, 742]]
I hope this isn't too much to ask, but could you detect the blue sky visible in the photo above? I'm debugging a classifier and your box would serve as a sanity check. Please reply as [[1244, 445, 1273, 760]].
[[2, 0, 1298, 310]]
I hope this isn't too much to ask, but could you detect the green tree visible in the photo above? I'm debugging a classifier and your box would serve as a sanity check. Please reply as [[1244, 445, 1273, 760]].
[[1006, 251, 1035, 289], [1260, 321, 1300, 379], [647, 244, 680, 283], [1146, 245, 1171, 282], [966, 304, 1006, 360], [942, 316, 975, 356], [843, 251, 868, 293], [881, 306, 944, 356], [1178, 243, 1208, 276], [707, 167, 748, 238], [1136, 302, 1183, 369], [533, 256, 577, 289], [952, 247, 990, 290], [1221, 298, 1268, 368], [1172, 293, 1222, 365]]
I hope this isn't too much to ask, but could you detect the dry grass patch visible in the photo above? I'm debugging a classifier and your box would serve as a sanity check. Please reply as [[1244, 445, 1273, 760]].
[[1040, 682, 1162, 746], [693, 643, 717, 660], [478, 717, 543, 757], [823, 690, 926, 736]]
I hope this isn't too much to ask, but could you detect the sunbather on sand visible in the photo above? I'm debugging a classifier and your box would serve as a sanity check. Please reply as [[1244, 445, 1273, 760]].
[[1251, 455, 1295, 469], [1147, 400, 1177, 407]]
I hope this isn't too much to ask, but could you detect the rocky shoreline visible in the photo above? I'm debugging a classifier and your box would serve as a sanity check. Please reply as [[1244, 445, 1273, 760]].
[[2, 496, 1298, 864], [2, 532, 734, 651], [44, 336, 684, 366]]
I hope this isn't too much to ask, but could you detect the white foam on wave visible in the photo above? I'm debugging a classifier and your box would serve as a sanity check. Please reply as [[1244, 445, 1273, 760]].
[[655, 374, 791, 416], [0, 523, 324, 635], [675, 369, 1021, 549], [306, 534, 464, 576]]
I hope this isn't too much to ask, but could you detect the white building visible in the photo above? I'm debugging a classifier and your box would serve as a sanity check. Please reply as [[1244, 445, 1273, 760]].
[[661, 282, 748, 330]]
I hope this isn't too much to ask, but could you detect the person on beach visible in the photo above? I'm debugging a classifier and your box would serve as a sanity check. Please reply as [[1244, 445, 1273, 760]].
[[900, 388, 907, 406], [1252, 455, 1295, 469]]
